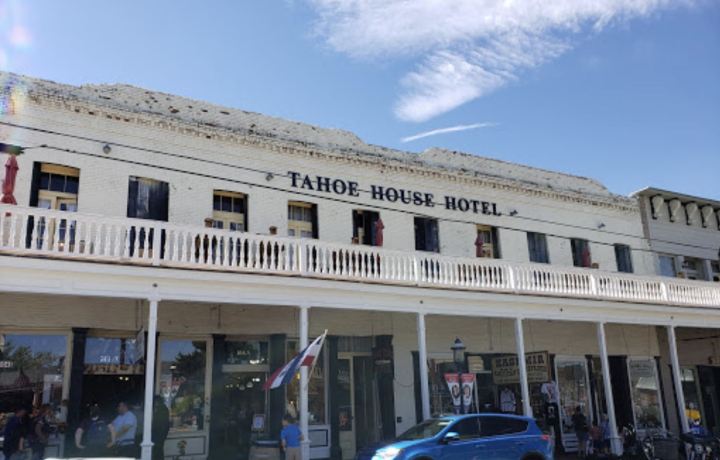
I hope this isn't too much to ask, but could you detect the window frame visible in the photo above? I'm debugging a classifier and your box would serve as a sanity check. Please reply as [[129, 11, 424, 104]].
[[614, 244, 634, 273], [212, 190, 247, 231], [527, 232, 550, 264], [414, 216, 440, 253], [288, 201, 317, 238], [476, 224, 500, 259], [570, 238, 591, 268], [352, 209, 381, 246]]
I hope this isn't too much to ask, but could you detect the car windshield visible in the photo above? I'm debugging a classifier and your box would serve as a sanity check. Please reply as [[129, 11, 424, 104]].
[[396, 418, 453, 441]]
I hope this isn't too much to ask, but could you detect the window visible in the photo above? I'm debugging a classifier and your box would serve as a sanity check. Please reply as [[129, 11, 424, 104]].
[[84, 337, 142, 371], [158, 340, 207, 432], [659, 255, 676, 277], [614, 244, 634, 273], [571, 238, 591, 268], [224, 340, 268, 365], [212, 191, 247, 231], [449, 416, 482, 439], [476, 225, 499, 258], [527, 232, 549, 264], [480, 416, 528, 436], [680, 368, 704, 428], [627, 358, 664, 430], [127, 176, 169, 221], [352, 210, 381, 245], [711, 261, 719, 282], [287, 340, 326, 425], [682, 257, 704, 280], [288, 201, 316, 238], [34, 163, 80, 211], [414, 217, 439, 252], [0, 334, 67, 419]]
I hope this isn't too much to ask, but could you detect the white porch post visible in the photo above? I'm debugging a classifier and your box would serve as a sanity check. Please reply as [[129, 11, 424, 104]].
[[514, 318, 532, 417], [417, 312, 431, 420], [596, 322, 622, 455], [140, 293, 160, 460], [667, 325, 689, 433], [299, 305, 310, 460]]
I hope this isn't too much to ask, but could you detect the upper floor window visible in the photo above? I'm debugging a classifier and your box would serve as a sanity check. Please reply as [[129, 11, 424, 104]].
[[32, 163, 80, 211], [527, 232, 549, 264], [414, 217, 439, 252], [571, 238, 591, 268], [614, 244, 634, 273], [127, 176, 169, 221], [475, 225, 499, 258], [682, 257, 704, 280], [659, 255, 676, 277], [352, 210, 381, 246], [288, 201, 317, 238], [212, 191, 246, 231]]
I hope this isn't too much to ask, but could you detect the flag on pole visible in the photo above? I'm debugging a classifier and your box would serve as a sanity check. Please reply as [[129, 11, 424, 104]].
[[264, 330, 327, 390]]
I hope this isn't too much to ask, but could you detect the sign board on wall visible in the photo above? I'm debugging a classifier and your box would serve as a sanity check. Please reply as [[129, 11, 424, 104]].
[[492, 351, 550, 385]]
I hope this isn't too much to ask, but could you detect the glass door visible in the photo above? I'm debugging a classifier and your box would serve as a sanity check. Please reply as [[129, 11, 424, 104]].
[[555, 356, 592, 453], [337, 356, 355, 460]]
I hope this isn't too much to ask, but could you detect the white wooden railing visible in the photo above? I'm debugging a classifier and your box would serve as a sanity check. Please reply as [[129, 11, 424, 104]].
[[1, 205, 719, 308]]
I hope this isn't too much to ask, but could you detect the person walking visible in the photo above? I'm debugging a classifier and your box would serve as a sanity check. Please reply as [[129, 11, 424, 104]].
[[108, 401, 138, 458], [75, 404, 110, 457], [2, 407, 28, 460], [280, 414, 303, 460], [152, 396, 170, 460], [29, 404, 52, 460], [571, 406, 589, 458]]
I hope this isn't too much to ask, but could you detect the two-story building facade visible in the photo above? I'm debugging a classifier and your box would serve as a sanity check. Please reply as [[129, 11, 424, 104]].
[[0, 72, 718, 460]]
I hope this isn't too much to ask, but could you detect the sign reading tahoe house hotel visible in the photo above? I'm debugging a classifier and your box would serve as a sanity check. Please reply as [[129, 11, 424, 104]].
[[288, 171, 502, 216]]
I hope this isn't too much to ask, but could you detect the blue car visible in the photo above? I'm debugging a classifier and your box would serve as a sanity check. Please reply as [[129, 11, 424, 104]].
[[356, 413, 553, 460]]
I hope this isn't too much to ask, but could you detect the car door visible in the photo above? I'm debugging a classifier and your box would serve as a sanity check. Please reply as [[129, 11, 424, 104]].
[[478, 416, 532, 460], [440, 416, 484, 460]]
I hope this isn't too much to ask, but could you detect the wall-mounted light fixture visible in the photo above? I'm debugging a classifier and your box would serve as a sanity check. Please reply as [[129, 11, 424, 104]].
[[509, 209, 518, 216], [102, 144, 112, 154], [265, 172, 274, 181], [597, 222, 606, 229]]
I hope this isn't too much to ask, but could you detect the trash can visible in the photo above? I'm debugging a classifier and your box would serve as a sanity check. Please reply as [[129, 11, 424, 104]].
[[249, 439, 281, 460]]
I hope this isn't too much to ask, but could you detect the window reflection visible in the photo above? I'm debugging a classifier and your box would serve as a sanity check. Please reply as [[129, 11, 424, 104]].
[[628, 358, 664, 430], [225, 341, 268, 365], [0, 334, 67, 433], [286, 340, 326, 424], [158, 340, 207, 432]]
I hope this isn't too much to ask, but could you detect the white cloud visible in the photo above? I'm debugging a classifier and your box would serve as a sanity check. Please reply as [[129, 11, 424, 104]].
[[401, 122, 498, 143], [308, 0, 695, 122]]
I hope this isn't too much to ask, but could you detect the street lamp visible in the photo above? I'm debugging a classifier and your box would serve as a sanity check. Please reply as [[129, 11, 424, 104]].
[[451, 337, 466, 369]]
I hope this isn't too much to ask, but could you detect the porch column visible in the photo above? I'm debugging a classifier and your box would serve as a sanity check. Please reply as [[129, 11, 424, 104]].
[[299, 305, 310, 460], [514, 318, 532, 417], [417, 312, 431, 420], [667, 326, 689, 433], [596, 322, 622, 455], [140, 294, 160, 460]]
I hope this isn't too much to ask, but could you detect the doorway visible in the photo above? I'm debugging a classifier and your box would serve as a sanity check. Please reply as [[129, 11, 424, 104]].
[[81, 375, 144, 420], [555, 356, 592, 453], [337, 354, 380, 460], [217, 372, 267, 460], [698, 366, 720, 436]]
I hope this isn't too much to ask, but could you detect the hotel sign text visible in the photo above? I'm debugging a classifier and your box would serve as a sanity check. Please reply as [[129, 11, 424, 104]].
[[288, 171, 501, 216]]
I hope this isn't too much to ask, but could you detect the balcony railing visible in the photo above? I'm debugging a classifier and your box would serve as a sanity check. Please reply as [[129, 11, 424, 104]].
[[1, 205, 719, 308]]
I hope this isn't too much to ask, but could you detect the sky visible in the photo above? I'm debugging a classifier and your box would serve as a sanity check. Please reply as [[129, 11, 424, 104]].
[[1, 0, 719, 199]]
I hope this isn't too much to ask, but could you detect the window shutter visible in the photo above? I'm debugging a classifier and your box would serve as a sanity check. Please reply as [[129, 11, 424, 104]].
[[311, 204, 318, 239], [127, 178, 139, 218], [29, 162, 42, 207], [156, 181, 170, 222]]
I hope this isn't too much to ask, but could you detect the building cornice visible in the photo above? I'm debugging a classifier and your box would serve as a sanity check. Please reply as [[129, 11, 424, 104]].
[[21, 90, 638, 213]]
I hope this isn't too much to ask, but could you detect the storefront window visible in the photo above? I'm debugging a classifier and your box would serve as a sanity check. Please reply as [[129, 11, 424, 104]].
[[556, 357, 591, 448], [84, 337, 143, 374], [286, 340, 326, 424], [681, 367, 704, 429], [225, 340, 268, 365], [158, 340, 207, 432], [628, 358, 664, 430], [0, 334, 67, 430]]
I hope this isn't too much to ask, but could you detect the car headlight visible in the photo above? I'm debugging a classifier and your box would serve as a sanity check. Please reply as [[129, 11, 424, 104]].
[[372, 446, 403, 460]]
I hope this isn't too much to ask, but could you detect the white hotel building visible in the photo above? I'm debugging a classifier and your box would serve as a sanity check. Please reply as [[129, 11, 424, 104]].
[[0, 72, 718, 460]]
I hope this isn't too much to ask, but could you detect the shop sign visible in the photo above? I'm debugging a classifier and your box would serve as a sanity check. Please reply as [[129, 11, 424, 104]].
[[492, 351, 549, 385], [0, 360, 14, 369], [288, 171, 501, 216], [84, 363, 145, 375]]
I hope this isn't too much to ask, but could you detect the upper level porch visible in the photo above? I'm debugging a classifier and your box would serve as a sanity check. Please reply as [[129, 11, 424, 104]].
[[1, 204, 718, 311]]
